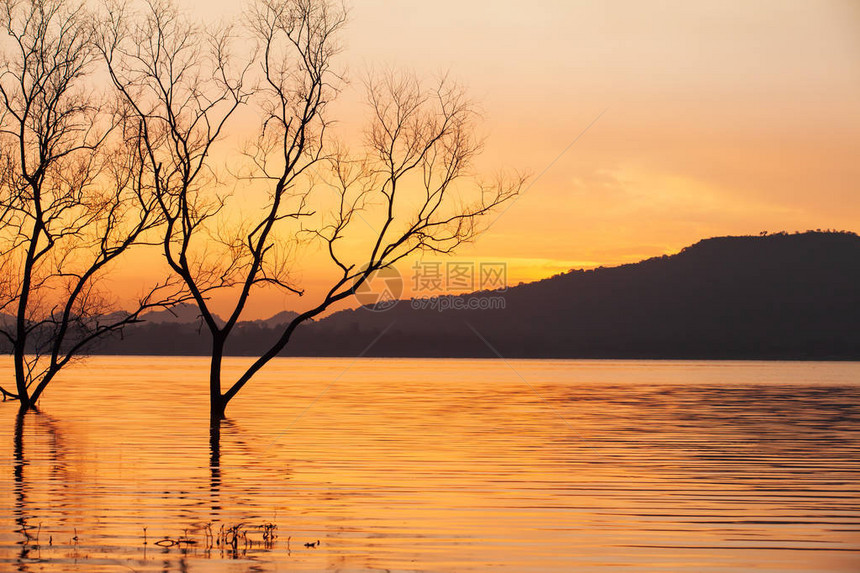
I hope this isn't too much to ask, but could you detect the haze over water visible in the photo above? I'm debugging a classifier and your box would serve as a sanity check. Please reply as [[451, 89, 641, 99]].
[[0, 357, 858, 571]]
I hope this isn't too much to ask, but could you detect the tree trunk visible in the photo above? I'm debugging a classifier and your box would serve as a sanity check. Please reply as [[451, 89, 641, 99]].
[[210, 337, 227, 421], [13, 345, 30, 411], [14, 219, 42, 411]]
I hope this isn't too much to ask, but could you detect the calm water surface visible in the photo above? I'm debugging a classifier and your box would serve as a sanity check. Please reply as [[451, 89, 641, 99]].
[[0, 357, 858, 572]]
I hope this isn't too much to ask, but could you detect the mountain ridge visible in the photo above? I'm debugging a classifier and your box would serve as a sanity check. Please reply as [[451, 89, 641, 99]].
[[4, 231, 859, 359]]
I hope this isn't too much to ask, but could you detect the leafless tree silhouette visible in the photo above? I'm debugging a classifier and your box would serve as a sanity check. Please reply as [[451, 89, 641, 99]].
[[0, 0, 186, 409], [99, 0, 523, 420]]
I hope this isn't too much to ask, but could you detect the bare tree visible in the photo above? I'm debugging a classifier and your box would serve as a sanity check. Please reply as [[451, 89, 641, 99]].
[[100, 0, 523, 421], [0, 0, 185, 409], [98, 0, 259, 420], [222, 69, 524, 414]]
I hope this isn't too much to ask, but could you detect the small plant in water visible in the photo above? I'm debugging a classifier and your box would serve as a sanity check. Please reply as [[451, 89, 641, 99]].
[[146, 522, 280, 558]]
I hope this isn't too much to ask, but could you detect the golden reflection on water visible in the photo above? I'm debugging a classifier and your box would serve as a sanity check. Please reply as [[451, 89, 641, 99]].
[[0, 357, 858, 571]]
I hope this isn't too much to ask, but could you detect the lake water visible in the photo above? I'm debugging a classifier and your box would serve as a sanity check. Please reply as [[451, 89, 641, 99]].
[[0, 357, 858, 572]]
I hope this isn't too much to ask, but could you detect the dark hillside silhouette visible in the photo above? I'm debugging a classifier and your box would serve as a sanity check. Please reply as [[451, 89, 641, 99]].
[[21, 231, 860, 360], [287, 231, 860, 359]]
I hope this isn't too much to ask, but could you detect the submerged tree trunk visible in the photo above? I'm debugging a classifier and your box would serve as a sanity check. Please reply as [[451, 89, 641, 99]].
[[13, 223, 39, 410], [210, 337, 227, 421], [210, 396, 227, 422], [13, 344, 30, 411]]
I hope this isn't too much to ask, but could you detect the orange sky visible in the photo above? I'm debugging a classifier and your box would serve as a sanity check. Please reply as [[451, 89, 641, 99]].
[[110, 0, 860, 319]]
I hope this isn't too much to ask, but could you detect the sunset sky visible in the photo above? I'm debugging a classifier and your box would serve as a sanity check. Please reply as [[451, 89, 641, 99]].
[[118, 0, 860, 318]]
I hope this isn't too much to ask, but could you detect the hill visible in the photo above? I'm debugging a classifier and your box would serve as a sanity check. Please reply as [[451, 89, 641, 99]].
[[139, 303, 216, 325], [40, 231, 860, 359], [283, 231, 860, 359]]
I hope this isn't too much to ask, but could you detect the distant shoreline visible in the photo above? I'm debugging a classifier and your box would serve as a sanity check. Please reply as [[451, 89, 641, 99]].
[[4, 231, 860, 362], [15, 352, 856, 362]]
